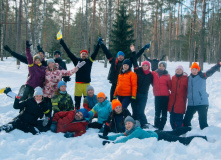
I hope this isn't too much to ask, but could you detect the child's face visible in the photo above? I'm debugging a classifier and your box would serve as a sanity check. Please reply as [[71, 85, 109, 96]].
[[125, 121, 134, 130], [34, 59, 41, 65], [35, 95, 43, 102], [123, 64, 129, 70], [48, 62, 55, 69], [176, 68, 183, 75], [158, 64, 165, 71], [114, 106, 122, 114], [142, 64, 149, 71], [59, 85, 66, 92], [54, 53, 60, 58], [38, 52, 44, 59], [98, 97, 105, 103], [117, 55, 124, 61], [87, 89, 94, 97], [191, 68, 199, 75], [75, 111, 83, 120]]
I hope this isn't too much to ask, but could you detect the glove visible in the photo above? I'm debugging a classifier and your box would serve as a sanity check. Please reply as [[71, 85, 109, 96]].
[[42, 116, 50, 127], [131, 96, 136, 100], [3, 45, 12, 53], [102, 140, 113, 145], [143, 43, 150, 50], [50, 121, 57, 132], [26, 40, 32, 48], [62, 76, 71, 82], [4, 87, 12, 94], [64, 132, 75, 138], [98, 134, 108, 140], [113, 96, 117, 99], [76, 61, 86, 68], [37, 44, 41, 51], [98, 37, 103, 45]]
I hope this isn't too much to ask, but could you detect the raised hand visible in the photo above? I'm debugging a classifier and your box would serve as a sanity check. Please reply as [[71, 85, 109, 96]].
[[98, 37, 103, 45], [26, 40, 32, 48], [76, 61, 86, 68], [143, 43, 150, 50], [130, 44, 135, 52]]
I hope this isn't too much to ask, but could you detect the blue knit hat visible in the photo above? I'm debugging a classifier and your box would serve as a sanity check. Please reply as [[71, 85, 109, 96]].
[[123, 59, 132, 69], [58, 81, 67, 89], [117, 51, 125, 57], [76, 108, 89, 119]]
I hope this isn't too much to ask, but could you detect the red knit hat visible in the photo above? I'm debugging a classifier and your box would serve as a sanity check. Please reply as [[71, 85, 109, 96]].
[[97, 92, 106, 99], [111, 99, 122, 110], [191, 62, 200, 71], [142, 61, 150, 68], [80, 50, 88, 55]]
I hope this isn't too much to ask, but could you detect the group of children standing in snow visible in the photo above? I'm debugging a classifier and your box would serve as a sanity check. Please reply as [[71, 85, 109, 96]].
[[0, 37, 221, 146]]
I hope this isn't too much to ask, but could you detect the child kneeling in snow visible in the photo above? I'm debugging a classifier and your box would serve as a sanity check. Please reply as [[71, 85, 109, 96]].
[[102, 99, 131, 136], [50, 108, 89, 138], [0, 87, 51, 135], [99, 116, 207, 145], [87, 92, 112, 129]]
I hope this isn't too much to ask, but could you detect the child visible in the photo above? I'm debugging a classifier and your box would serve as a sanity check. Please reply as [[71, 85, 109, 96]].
[[99, 116, 207, 145], [143, 54, 166, 71], [168, 65, 188, 130], [131, 44, 153, 128], [113, 59, 137, 109], [51, 81, 74, 114], [103, 99, 131, 136], [183, 62, 221, 129], [87, 92, 112, 129], [83, 85, 97, 112], [0, 87, 51, 135], [152, 62, 172, 130]]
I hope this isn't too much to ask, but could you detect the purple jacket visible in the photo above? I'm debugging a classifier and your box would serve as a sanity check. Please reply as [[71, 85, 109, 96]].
[[26, 48, 46, 88]]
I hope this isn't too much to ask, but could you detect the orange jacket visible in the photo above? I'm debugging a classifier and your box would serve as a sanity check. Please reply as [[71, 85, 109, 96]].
[[114, 70, 137, 97]]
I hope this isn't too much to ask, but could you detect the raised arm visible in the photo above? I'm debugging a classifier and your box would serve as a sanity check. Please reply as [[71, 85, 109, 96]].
[[4, 45, 28, 64], [143, 54, 152, 63], [90, 39, 101, 61], [136, 43, 150, 59], [160, 55, 166, 61], [60, 39, 78, 65], [98, 38, 113, 60], [199, 63, 221, 79], [130, 44, 139, 70]]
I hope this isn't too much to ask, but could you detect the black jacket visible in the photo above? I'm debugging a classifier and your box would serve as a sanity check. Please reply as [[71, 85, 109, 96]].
[[54, 57, 67, 70], [103, 109, 131, 136], [144, 54, 166, 71], [100, 43, 146, 84], [60, 40, 100, 83], [13, 98, 51, 126]]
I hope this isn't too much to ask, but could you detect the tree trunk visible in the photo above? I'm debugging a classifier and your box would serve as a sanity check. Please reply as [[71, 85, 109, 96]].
[[139, 0, 143, 66], [158, 1, 163, 60], [34, 0, 40, 51], [153, 5, 158, 58], [135, 0, 140, 52], [38, 0, 46, 45], [168, 3, 172, 61], [179, 4, 183, 61], [80, 0, 84, 49], [0, 1, 4, 61], [104, 0, 112, 68], [63, 0, 66, 40], [5, 0, 9, 59], [175, 4, 180, 62], [90, 0, 96, 55], [84, 0, 88, 49], [16, 0, 22, 67], [199, 0, 206, 70], [67, 0, 71, 44]]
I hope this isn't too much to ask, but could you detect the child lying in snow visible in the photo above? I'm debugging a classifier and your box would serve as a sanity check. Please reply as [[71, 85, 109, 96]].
[[99, 116, 207, 145]]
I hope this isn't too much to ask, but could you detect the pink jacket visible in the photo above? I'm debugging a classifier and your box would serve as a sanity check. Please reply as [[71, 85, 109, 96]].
[[43, 64, 78, 98]]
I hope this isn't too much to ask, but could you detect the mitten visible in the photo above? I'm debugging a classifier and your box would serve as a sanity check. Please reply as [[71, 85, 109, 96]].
[[26, 40, 32, 48], [62, 76, 71, 82], [3, 45, 12, 53], [113, 96, 117, 99], [143, 43, 150, 50], [131, 96, 136, 100], [50, 121, 57, 132], [4, 87, 12, 94], [42, 116, 50, 127], [102, 140, 113, 145], [98, 37, 103, 45], [77, 61, 86, 68], [98, 134, 108, 140], [64, 132, 75, 138]]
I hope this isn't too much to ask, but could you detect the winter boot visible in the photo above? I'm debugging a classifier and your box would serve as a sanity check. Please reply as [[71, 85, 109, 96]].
[[154, 117, 160, 129], [158, 116, 167, 130]]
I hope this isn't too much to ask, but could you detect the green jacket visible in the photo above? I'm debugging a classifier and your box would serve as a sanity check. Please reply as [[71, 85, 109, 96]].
[[51, 92, 74, 114]]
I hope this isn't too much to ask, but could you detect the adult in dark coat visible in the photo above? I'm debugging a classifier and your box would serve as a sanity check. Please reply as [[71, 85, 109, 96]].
[[60, 38, 100, 110], [0, 87, 51, 135], [143, 54, 166, 71], [98, 38, 150, 101]]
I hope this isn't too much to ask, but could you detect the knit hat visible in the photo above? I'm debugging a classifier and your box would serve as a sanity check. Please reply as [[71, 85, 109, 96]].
[[124, 116, 135, 124], [97, 92, 106, 99], [34, 86, 43, 96], [33, 55, 41, 62], [175, 65, 184, 72], [191, 62, 200, 71], [159, 61, 167, 69], [76, 108, 89, 119], [58, 81, 67, 89], [123, 59, 132, 69], [111, 99, 122, 110], [80, 50, 88, 55], [142, 61, 150, 68], [86, 85, 94, 93], [54, 50, 61, 56], [47, 59, 55, 65], [117, 51, 125, 57]]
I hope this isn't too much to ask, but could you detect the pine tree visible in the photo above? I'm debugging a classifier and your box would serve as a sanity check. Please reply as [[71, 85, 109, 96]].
[[110, 3, 135, 58]]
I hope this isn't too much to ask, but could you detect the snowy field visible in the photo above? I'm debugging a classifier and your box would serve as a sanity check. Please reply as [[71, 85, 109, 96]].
[[0, 57, 221, 160]]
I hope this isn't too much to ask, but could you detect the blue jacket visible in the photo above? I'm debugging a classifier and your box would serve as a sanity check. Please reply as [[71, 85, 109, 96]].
[[107, 127, 158, 143], [88, 99, 112, 124], [187, 63, 221, 106]]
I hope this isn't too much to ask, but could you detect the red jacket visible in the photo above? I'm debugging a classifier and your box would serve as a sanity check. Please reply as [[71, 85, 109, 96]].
[[168, 73, 188, 114], [152, 71, 172, 96], [52, 110, 89, 137]]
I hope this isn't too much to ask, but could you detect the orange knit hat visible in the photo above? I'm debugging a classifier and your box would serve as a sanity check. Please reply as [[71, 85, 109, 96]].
[[191, 62, 200, 71], [97, 92, 106, 99], [80, 49, 88, 55], [111, 99, 122, 110]]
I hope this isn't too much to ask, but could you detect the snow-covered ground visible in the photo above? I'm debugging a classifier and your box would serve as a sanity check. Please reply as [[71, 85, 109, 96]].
[[0, 57, 221, 160]]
